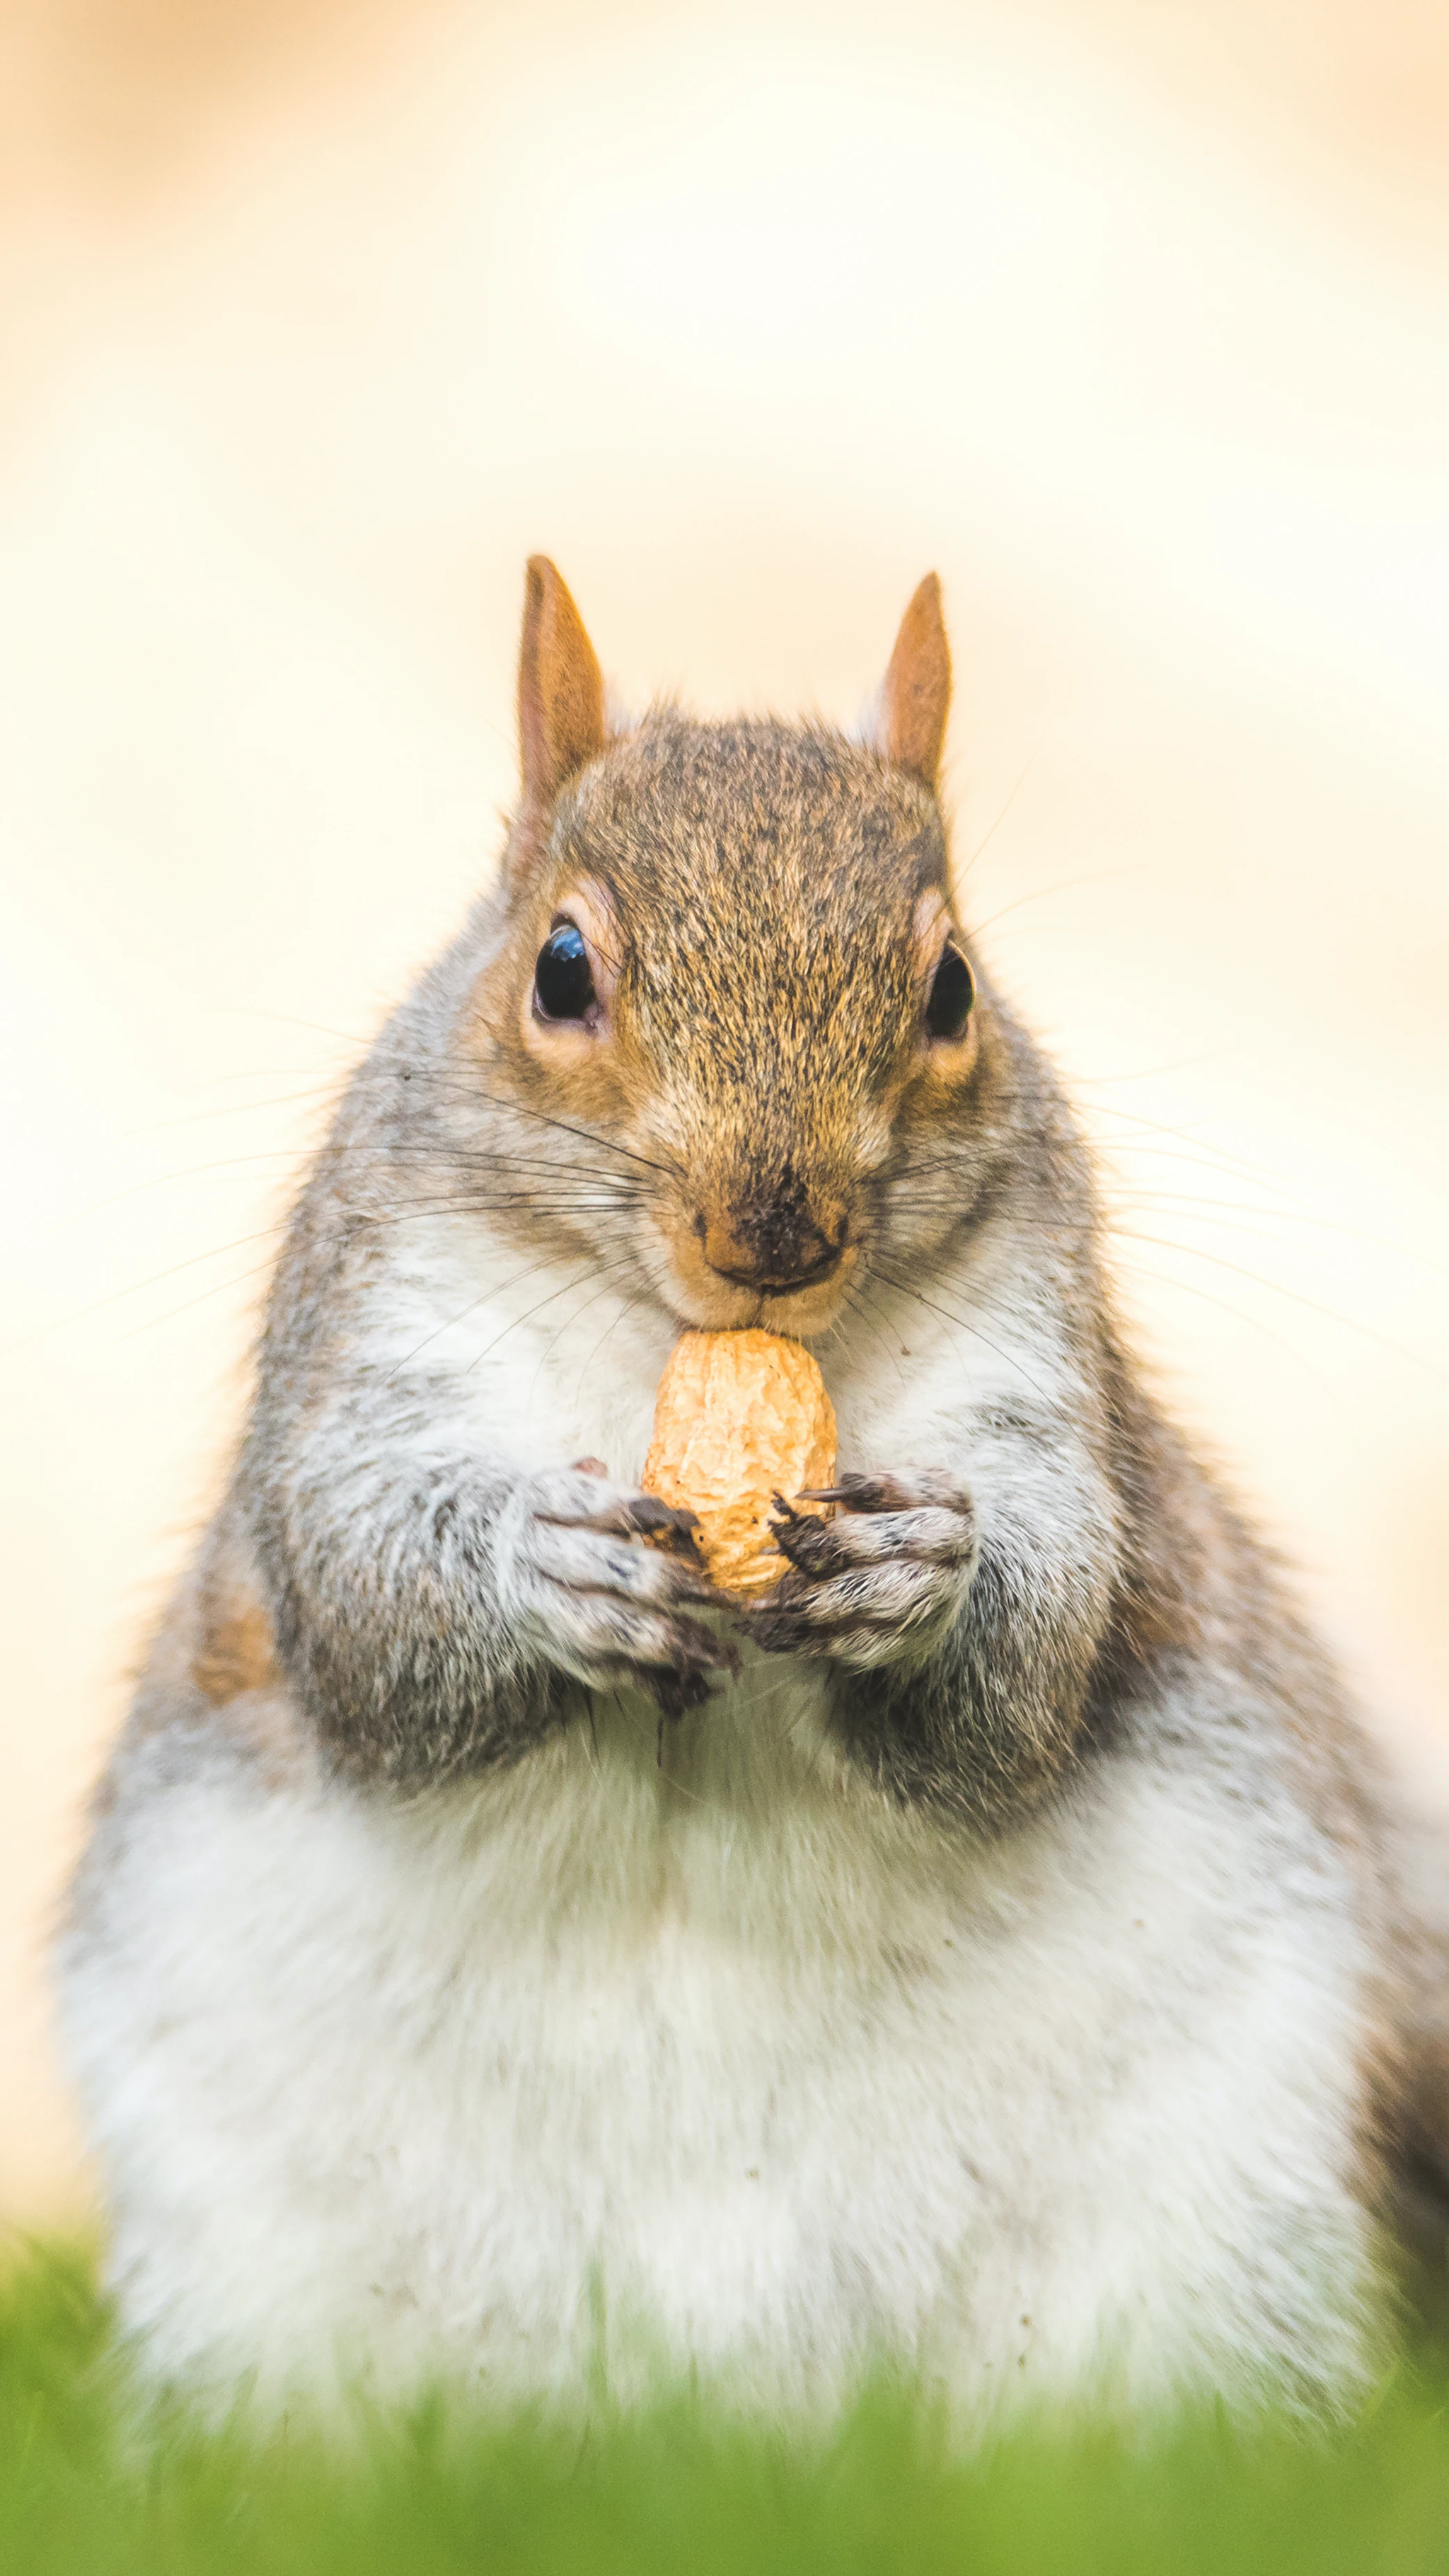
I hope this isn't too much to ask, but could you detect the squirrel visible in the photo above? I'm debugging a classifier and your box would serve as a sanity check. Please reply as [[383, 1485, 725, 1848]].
[[59, 558, 1449, 2426]]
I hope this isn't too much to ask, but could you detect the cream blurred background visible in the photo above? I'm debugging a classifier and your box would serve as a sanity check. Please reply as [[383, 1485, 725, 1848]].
[[2, 0, 1447, 2228]]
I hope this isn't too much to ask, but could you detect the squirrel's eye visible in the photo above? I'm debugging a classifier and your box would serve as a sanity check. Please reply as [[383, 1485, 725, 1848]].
[[925, 941, 974, 1042], [533, 923, 596, 1023]]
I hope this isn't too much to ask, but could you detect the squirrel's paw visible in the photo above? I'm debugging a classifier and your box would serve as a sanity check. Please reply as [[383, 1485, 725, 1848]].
[[509, 1464, 740, 1718], [750, 1471, 978, 1669]]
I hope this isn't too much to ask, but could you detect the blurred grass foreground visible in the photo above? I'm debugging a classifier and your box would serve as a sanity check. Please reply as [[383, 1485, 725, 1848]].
[[7, 2247, 1449, 2575]]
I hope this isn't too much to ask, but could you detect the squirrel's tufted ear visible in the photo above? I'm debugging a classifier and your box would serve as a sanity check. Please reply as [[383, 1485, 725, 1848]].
[[877, 573, 951, 788], [517, 556, 607, 815]]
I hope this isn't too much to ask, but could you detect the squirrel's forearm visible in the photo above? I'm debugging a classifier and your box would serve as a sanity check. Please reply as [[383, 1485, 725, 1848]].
[[242, 1396, 565, 1785], [831, 1418, 1119, 1820]]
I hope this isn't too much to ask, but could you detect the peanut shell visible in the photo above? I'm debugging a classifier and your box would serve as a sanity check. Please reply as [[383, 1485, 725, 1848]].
[[642, 1330, 836, 1599]]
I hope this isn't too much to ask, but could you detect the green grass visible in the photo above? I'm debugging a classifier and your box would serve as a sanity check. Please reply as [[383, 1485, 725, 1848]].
[[6, 2247, 1449, 2575]]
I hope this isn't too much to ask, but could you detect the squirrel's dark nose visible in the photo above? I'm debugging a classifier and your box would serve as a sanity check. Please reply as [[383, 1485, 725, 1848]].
[[696, 1193, 848, 1294]]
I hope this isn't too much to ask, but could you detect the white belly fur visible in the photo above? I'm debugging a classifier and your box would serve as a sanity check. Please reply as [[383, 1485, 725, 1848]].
[[62, 1650, 1381, 2426]]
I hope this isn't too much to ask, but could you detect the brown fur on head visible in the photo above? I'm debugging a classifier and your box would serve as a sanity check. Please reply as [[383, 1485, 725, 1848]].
[[470, 560, 1005, 1339]]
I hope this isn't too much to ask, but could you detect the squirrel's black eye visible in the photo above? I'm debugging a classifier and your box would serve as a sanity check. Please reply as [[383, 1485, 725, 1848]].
[[533, 923, 596, 1023], [925, 941, 975, 1042]]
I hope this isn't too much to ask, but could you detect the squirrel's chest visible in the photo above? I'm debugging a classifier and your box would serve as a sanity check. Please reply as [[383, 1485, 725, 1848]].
[[176, 1735, 1027, 2382], [88, 1715, 1375, 2412], [172, 1727, 1156, 2216]]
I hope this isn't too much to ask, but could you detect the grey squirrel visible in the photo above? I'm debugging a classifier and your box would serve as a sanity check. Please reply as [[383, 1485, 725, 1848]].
[[59, 559, 1449, 2425]]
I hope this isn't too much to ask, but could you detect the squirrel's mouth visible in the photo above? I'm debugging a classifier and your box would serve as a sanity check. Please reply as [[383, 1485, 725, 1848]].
[[654, 1217, 860, 1339], [716, 1247, 845, 1295]]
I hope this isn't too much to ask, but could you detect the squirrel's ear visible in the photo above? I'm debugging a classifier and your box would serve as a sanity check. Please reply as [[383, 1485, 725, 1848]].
[[517, 556, 607, 814], [877, 573, 951, 788]]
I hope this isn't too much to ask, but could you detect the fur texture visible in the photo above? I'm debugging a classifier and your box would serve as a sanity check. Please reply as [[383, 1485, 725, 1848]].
[[58, 567, 1446, 2427]]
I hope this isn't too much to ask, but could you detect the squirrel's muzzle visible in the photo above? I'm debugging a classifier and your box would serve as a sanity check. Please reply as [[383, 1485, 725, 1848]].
[[695, 1179, 848, 1296]]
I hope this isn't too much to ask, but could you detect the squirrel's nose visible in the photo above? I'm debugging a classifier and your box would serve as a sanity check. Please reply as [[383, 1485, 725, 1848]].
[[695, 1201, 848, 1294]]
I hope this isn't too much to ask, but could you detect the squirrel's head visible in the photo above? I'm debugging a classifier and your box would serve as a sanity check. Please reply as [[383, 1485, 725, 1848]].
[[469, 558, 1008, 1340]]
